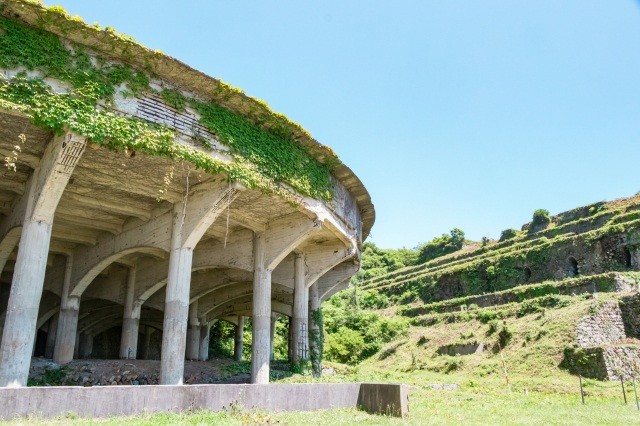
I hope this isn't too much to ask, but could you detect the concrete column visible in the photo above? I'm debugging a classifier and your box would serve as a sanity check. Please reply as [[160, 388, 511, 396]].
[[159, 184, 241, 383], [287, 316, 294, 363], [270, 313, 278, 361], [308, 283, 322, 377], [160, 245, 192, 384], [44, 313, 59, 359], [141, 326, 153, 360], [53, 256, 79, 365], [291, 253, 309, 363], [0, 220, 53, 386], [119, 265, 139, 359], [78, 333, 93, 358], [186, 300, 200, 361], [251, 232, 272, 384], [0, 133, 85, 387], [73, 331, 80, 359], [198, 320, 210, 361], [234, 316, 245, 362], [54, 298, 80, 364]]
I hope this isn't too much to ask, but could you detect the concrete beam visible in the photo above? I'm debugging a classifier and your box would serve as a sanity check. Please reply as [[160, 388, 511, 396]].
[[264, 215, 320, 270]]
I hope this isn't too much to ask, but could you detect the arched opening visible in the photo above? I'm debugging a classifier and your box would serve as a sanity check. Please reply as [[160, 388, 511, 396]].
[[209, 319, 241, 359], [567, 257, 579, 277], [624, 247, 633, 268], [523, 267, 532, 282]]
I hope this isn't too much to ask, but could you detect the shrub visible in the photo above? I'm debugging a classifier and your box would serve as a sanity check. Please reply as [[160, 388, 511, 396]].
[[478, 309, 498, 323], [532, 209, 551, 229], [322, 292, 409, 364], [497, 322, 513, 348], [486, 319, 499, 335], [360, 291, 390, 309], [417, 228, 466, 264], [499, 228, 519, 241], [324, 326, 365, 365], [397, 290, 417, 304], [445, 357, 464, 373]]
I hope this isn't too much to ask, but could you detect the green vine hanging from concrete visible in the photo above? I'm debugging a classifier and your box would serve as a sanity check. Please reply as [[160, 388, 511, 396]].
[[310, 308, 324, 377], [0, 12, 334, 202]]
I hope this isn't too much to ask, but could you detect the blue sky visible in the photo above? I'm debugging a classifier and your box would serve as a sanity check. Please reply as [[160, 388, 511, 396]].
[[52, 1, 640, 249]]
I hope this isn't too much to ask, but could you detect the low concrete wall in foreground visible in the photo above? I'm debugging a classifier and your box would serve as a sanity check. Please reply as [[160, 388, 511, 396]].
[[1, 382, 408, 419]]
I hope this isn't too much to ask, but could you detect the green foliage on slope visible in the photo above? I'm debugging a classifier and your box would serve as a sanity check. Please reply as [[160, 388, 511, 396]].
[[417, 228, 466, 264]]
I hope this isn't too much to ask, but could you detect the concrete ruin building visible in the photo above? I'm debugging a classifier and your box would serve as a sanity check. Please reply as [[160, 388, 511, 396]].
[[0, 1, 374, 387]]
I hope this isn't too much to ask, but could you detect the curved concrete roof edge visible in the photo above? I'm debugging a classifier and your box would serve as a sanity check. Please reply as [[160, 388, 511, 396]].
[[1, 0, 375, 240]]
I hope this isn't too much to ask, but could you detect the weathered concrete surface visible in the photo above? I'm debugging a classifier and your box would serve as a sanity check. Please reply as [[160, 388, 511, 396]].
[[358, 383, 409, 418], [0, 383, 408, 419]]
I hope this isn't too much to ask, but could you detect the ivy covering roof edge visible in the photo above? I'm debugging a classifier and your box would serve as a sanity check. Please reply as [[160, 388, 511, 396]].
[[0, 0, 375, 239]]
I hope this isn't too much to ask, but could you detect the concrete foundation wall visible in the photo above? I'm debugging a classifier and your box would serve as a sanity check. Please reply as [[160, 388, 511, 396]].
[[0, 382, 408, 419]]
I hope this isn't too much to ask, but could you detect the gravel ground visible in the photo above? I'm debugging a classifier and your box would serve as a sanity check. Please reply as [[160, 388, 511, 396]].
[[28, 357, 252, 386]]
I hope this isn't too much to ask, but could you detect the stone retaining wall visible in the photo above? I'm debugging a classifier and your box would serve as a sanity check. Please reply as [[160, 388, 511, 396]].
[[566, 296, 640, 380]]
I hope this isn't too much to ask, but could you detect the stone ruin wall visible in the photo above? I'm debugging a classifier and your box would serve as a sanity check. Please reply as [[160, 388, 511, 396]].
[[567, 296, 640, 380], [428, 228, 640, 302]]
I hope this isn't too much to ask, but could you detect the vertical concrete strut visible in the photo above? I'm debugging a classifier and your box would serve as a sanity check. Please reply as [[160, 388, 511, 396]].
[[198, 318, 210, 361], [119, 265, 139, 359], [78, 333, 93, 358], [287, 316, 293, 363], [0, 133, 86, 387], [251, 232, 272, 384], [160, 183, 239, 385], [53, 254, 79, 364], [160, 241, 193, 385], [270, 313, 278, 361], [44, 313, 59, 359], [186, 300, 200, 360], [234, 316, 245, 361], [292, 252, 309, 363], [308, 282, 322, 377], [141, 326, 153, 360]]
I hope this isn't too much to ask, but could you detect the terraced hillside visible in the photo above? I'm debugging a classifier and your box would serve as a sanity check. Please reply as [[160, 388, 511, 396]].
[[334, 194, 640, 384], [361, 195, 640, 304]]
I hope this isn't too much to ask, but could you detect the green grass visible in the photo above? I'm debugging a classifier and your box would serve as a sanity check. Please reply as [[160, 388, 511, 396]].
[[9, 294, 640, 425], [7, 380, 640, 425]]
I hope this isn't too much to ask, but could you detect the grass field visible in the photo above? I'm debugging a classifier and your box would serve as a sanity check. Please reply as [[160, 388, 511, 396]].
[[6, 365, 640, 425]]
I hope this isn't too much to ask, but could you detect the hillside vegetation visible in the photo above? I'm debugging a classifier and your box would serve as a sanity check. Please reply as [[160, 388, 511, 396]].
[[320, 194, 640, 386]]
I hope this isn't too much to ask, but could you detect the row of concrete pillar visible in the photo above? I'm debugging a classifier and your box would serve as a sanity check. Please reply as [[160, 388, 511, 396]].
[[20, 248, 320, 381], [0, 134, 331, 387], [41, 304, 318, 367], [2, 239, 322, 387]]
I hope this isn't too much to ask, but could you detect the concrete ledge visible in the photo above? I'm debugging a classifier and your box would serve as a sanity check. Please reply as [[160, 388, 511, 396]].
[[1, 382, 408, 419], [358, 383, 409, 417]]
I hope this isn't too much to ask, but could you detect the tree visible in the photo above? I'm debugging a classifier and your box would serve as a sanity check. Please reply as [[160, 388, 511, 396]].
[[417, 228, 466, 264], [351, 242, 419, 283]]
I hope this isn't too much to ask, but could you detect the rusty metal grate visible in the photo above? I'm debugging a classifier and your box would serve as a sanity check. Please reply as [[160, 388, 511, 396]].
[[136, 94, 215, 141], [58, 135, 86, 174]]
